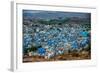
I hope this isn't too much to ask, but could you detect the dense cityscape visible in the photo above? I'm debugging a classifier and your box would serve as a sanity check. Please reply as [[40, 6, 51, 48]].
[[23, 10, 91, 62]]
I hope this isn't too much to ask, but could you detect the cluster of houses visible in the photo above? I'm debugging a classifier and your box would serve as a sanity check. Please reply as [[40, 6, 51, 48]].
[[23, 22, 90, 59]]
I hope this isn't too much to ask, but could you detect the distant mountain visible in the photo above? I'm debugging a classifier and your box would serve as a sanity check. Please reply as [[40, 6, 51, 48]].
[[23, 10, 91, 20]]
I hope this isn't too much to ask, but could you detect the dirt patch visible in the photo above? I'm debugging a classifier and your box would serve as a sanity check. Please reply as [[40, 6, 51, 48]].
[[23, 51, 91, 63]]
